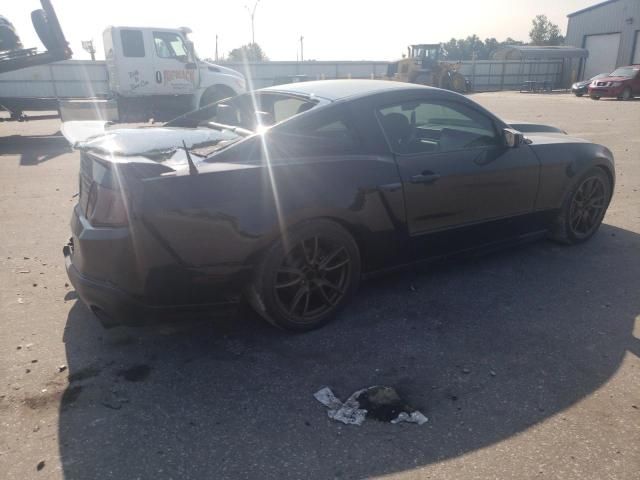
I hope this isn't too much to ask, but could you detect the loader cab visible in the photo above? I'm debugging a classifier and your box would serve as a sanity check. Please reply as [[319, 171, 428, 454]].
[[409, 44, 441, 70]]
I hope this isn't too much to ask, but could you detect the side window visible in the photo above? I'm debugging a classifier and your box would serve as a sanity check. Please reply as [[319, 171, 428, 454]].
[[120, 30, 145, 58], [153, 32, 188, 60], [377, 99, 499, 155], [269, 106, 362, 158]]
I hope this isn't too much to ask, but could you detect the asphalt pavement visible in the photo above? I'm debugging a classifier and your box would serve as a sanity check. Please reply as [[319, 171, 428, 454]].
[[0, 92, 639, 479]]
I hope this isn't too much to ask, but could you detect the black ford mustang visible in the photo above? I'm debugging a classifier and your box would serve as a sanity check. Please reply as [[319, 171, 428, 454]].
[[62, 80, 615, 331]]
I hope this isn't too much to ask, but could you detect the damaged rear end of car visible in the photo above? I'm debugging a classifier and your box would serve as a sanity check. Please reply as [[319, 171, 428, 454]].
[[63, 136, 246, 328]]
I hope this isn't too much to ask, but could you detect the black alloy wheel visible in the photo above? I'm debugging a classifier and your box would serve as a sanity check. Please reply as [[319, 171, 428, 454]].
[[568, 174, 609, 240], [248, 219, 360, 331], [274, 236, 351, 322]]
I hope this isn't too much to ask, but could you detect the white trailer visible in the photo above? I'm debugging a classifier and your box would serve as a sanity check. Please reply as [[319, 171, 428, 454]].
[[0, 26, 246, 121]]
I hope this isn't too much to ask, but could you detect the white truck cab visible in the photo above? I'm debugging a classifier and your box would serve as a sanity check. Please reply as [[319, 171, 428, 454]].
[[104, 26, 245, 119], [0, 25, 245, 122]]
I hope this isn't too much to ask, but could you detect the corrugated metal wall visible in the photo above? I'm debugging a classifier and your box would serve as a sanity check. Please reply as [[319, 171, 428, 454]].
[[0, 61, 110, 98], [221, 60, 566, 91], [566, 0, 640, 78], [219, 61, 390, 89]]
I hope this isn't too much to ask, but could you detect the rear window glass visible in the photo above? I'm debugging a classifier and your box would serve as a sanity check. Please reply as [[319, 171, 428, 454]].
[[120, 30, 145, 58]]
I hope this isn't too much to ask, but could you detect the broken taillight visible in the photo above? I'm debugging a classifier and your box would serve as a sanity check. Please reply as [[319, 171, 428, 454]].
[[86, 183, 129, 227]]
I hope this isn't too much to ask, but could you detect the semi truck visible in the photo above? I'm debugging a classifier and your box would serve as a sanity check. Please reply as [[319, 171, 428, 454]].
[[0, 25, 246, 122]]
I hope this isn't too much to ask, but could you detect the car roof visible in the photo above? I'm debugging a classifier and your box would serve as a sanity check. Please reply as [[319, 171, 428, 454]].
[[260, 79, 431, 102]]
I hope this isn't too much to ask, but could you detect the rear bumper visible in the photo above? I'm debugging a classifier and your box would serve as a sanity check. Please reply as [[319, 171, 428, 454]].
[[64, 205, 245, 327], [64, 240, 147, 327], [64, 239, 241, 327]]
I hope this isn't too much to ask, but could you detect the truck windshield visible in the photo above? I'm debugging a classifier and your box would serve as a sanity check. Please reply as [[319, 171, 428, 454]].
[[153, 31, 189, 61]]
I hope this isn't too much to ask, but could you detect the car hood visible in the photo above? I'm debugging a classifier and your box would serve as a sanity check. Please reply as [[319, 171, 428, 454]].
[[525, 133, 590, 145], [506, 121, 566, 135], [594, 76, 630, 83], [61, 120, 239, 164]]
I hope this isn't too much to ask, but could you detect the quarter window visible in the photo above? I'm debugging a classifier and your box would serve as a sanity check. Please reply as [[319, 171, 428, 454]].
[[269, 106, 362, 158], [120, 30, 145, 58], [377, 100, 499, 155]]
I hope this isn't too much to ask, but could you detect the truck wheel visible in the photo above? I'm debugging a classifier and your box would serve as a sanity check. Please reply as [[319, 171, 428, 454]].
[[450, 72, 467, 93], [199, 85, 236, 108], [31, 9, 57, 52]]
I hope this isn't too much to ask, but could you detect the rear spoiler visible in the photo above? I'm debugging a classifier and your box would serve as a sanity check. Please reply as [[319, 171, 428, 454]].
[[61, 121, 112, 148]]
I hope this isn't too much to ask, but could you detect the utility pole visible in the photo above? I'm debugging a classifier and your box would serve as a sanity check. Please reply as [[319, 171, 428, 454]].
[[300, 35, 304, 62], [81, 40, 96, 61], [245, 0, 261, 45], [215, 34, 219, 61]]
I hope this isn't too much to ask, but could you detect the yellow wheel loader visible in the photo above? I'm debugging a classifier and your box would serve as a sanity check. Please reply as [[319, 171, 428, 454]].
[[386, 44, 469, 93]]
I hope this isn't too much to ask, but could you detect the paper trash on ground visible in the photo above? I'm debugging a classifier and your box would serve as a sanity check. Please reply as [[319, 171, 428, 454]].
[[314, 386, 428, 426]]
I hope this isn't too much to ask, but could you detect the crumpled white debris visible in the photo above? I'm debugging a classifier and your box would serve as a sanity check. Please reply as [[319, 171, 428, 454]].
[[313, 386, 428, 426]]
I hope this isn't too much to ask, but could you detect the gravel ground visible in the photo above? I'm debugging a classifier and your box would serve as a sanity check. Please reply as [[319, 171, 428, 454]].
[[1, 92, 639, 480]]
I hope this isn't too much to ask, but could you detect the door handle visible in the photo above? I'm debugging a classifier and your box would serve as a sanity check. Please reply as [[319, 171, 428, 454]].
[[410, 172, 441, 184]]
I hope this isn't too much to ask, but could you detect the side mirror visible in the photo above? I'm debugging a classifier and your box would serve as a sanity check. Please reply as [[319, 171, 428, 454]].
[[503, 128, 524, 148], [185, 40, 196, 58]]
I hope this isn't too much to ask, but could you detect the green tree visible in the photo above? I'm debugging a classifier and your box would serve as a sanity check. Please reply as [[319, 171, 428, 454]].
[[227, 42, 268, 62], [442, 36, 527, 61], [529, 15, 565, 45]]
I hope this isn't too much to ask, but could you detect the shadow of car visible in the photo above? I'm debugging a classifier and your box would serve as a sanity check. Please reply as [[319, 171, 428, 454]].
[[57, 223, 640, 479]]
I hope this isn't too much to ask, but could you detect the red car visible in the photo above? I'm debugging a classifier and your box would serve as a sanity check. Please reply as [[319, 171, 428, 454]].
[[589, 65, 640, 100]]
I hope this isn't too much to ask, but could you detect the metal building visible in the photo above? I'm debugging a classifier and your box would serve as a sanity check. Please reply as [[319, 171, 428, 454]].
[[566, 0, 640, 80]]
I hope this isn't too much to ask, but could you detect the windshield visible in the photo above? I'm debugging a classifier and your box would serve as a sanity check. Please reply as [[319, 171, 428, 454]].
[[609, 67, 638, 78], [412, 46, 439, 58], [166, 92, 319, 132], [590, 73, 608, 81]]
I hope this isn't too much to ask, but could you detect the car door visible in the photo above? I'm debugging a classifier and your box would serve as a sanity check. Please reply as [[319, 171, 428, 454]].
[[112, 28, 155, 96], [151, 30, 198, 96], [632, 68, 640, 94], [376, 96, 540, 255]]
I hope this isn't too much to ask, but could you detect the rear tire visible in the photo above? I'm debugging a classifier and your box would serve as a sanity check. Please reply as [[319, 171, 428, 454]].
[[247, 219, 361, 332], [550, 168, 611, 245]]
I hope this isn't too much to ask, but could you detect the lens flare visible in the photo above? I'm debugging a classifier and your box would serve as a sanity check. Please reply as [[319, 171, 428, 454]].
[[240, 49, 289, 251]]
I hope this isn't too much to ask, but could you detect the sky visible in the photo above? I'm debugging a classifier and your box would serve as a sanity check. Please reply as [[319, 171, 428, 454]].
[[5, 0, 597, 61]]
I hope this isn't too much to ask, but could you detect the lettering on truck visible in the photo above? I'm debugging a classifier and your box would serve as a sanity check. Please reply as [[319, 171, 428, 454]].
[[163, 69, 195, 90]]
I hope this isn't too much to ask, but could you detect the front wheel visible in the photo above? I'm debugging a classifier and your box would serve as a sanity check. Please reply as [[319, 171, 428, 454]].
[[574, 93, 583, 97], [590, 95, 600, 100], [551, 168, 612, 245], [199, 85, 236, 108], [247, 220, 361, 332], [621, 87, 632, 101]]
